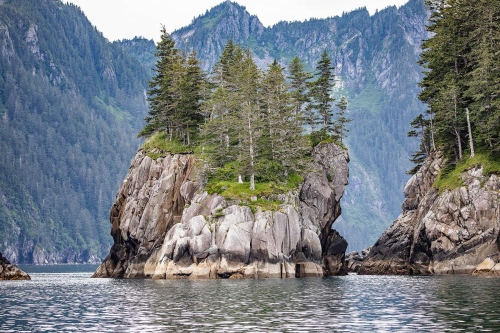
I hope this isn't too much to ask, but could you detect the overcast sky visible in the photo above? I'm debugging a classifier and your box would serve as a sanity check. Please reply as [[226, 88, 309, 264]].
[[65, 0, 410, 42]]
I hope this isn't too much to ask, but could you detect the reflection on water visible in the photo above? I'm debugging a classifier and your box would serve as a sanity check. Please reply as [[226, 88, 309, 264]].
[[1, 269, 500, 332]]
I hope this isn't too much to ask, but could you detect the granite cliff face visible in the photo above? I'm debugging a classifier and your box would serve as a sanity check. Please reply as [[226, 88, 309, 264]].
[[359, 153, 500, 275], [0, 252, 30, 280], [93, 143, 349, 279]]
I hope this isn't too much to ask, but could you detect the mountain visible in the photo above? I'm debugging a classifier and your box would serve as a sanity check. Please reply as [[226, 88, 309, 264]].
[[0, 0, 429, 263], [0, 0, 148, 263], [166, 0, 429, 251]]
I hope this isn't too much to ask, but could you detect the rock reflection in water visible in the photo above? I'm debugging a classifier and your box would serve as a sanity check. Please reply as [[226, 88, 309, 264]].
[[1, 272, 500, 332]]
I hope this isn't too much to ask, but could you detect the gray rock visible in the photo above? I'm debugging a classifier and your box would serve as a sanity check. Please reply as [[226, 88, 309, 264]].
[[359, 153, 500, 275], [94, 143, 350, 279]]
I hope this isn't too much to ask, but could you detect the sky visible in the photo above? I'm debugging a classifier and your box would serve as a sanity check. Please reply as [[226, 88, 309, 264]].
[[65, 0, 410, 42]]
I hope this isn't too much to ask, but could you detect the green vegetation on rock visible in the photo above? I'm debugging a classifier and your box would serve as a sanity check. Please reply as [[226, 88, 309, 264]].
[[434, 151, 500, 193]]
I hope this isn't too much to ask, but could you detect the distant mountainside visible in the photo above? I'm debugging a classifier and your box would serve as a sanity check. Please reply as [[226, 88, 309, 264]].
[[165, 0, 429, 251], [0, 0, 148, 263], [0, 0, 428, 263]]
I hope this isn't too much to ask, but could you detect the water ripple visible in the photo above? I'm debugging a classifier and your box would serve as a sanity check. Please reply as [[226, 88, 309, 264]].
[[1, 271, 500, 332]]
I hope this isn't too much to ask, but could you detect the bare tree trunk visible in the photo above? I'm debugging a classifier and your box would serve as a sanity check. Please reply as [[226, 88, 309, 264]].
[[430, 111, 436, 151], [455, 128, 463, 160], [453, 91, 462, 160], [466, 107, 474, 158], [248, 115, 255, 191]]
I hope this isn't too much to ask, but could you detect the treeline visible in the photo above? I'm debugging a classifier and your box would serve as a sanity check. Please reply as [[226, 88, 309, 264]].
[[0, 0, 148, 261], [141, 29, 351, 189], [410, 0, 500, 172]]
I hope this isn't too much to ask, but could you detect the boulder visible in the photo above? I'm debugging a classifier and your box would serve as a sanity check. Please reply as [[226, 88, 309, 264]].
[[0, 252, 30, 280]]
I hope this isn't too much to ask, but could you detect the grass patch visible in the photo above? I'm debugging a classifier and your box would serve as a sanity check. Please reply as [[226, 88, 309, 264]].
[[206, 174, 303, 212], [434, 151, 500, 192], [141, 132, 197, 158]]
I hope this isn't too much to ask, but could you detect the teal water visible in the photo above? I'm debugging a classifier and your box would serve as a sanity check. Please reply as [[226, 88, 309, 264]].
[[1, 266, 500, 332]]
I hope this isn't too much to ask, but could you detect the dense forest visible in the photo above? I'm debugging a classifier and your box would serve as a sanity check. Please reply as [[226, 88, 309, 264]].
[[141, 30, 351, 194], [409, 0, 500, 177], [0, 0, 148, 263]]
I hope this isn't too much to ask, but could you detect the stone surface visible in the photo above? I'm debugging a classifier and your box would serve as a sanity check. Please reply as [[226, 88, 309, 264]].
[[359, 153, 500, 275], [472, 253, 500, 276], [345, 246, 372, 272], [0, 252, 30, 280], [94, 143, 350, 279]]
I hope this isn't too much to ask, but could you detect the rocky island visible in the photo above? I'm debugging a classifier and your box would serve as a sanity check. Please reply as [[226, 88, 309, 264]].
[[0, 252, 30, 280], [93, 143, 349, 279], [359, 153, 500, 275]]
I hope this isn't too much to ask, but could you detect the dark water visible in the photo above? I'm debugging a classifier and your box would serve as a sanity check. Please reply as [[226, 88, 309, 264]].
[[1, 266, 500, 332]]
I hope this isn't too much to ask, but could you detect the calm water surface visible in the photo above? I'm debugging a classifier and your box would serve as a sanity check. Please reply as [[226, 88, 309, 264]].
[[1, 265, 500, 332]]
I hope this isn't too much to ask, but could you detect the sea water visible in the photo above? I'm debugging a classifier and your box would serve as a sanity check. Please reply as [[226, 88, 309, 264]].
[[1, 265, 500, 332]]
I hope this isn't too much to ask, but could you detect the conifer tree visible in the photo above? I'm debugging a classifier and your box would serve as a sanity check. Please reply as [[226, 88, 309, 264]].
[[139, 26, 179, 138], [333, 96, 351, 144], [407, 114, 432, 174], [288, 56, 312, 128], [261, 60, 309, 179], [237, 50, 261, 190], [309, 50, 336, 134]]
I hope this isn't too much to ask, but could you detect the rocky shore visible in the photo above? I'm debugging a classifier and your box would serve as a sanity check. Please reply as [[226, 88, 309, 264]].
[[359, 153, 500, 275], [0, 252, 30, 280], [93, 143, 350, 279]]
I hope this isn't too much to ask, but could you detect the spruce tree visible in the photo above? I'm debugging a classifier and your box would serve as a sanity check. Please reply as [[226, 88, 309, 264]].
[[309, 50, 336, 135], [333, 96, 351, 144], [261, 60, 309, 179], [288, 56, 312, 128], [139, 26, 180, 138]]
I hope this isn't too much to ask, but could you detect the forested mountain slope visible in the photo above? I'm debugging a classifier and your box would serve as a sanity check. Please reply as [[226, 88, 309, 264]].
[[0, 0, 148, 263], [166, 0, 429, 251]]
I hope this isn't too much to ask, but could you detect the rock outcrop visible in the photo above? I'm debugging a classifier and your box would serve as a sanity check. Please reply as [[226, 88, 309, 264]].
[[0, 252, 30, 280], [359, 153, 500, 275], [93, 143, 349, 279], [345, 247, 372, 273]]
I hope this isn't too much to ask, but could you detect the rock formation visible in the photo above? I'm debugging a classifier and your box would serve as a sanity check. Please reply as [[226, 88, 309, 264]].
[[345, 246, 372, 273], [0, 252, 30, 280], [93, 143, 349, 279], [359, 153, 500, 275]]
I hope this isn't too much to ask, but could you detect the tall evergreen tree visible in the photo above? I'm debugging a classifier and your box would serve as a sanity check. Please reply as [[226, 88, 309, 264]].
[[237, 50, 262, 190], [261, 60, 309, 179], [139, 26, 180, 138], [288, 56, 312, 128], [309, 50, 336, 134], [333, 96, 351, 144]]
